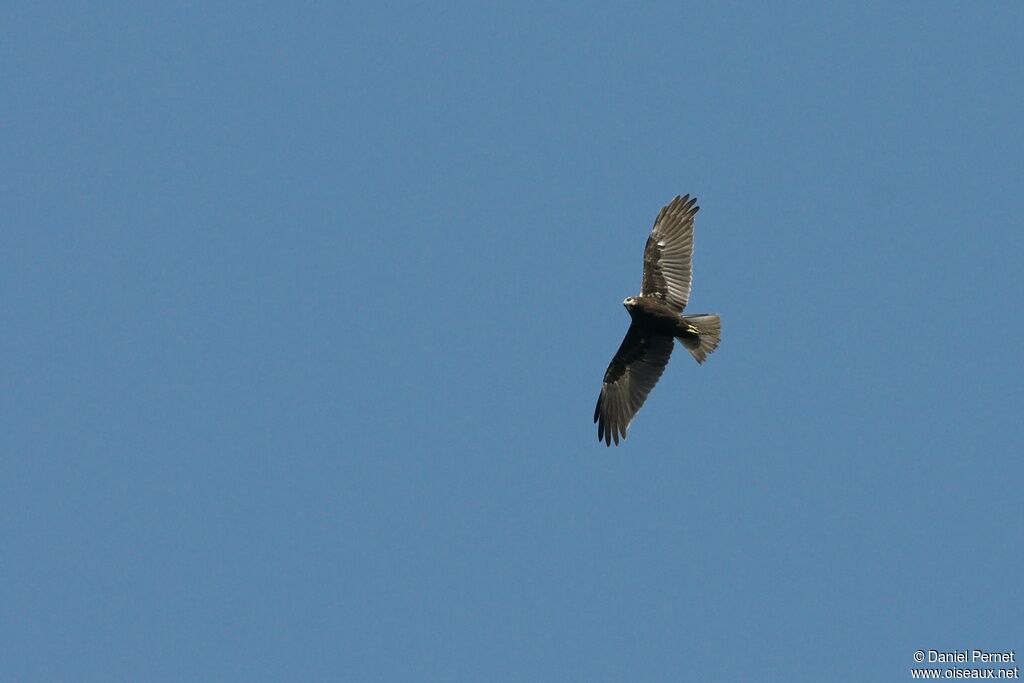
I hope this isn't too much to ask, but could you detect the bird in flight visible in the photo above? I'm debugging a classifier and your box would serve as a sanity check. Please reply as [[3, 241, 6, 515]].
[[594, 195, 721, 446]]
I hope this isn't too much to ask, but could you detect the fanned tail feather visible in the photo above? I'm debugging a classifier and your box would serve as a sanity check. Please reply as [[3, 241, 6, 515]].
[[678, 314, 721, 364]]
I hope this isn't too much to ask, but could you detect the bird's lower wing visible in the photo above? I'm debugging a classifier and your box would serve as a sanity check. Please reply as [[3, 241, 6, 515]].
[[594, 326, 674, 446]]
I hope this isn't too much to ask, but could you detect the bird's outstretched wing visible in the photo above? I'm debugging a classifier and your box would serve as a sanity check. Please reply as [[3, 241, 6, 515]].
[[641, 194, 698, 313], [594, 325, 675, 446]]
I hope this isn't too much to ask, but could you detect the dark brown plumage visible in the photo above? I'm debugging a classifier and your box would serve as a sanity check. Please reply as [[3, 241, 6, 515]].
[[594, 195, 722, 446]]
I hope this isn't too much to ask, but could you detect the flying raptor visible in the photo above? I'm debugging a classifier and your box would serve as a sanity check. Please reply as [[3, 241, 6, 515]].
[[594, 195, 721, 446]]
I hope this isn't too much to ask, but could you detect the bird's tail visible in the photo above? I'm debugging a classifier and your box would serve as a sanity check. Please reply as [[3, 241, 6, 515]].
[[677, 314, 721, 364]]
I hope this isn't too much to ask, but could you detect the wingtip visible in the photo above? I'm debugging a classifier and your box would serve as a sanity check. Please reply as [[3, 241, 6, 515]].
[[662, 194, 699, 220], [596, 418, 622, 447]]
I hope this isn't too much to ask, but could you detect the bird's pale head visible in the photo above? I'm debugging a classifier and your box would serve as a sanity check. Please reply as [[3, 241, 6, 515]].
[[623, 296, 639, 309]]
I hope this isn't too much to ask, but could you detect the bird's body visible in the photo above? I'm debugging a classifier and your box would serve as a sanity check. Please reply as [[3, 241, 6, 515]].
[[594, 195, 722, 446], [626, 296, 696, 338]]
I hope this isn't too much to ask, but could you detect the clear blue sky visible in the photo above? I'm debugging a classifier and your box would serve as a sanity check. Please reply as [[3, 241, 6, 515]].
[[3, 3, 1022, 681]]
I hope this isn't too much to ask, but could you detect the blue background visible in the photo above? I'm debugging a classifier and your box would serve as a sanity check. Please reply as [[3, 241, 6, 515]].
[[4, 3, 1022, 681]]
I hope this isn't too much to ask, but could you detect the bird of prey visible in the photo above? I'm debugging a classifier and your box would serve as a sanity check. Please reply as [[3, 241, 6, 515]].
[[594, 195, 721, 446]]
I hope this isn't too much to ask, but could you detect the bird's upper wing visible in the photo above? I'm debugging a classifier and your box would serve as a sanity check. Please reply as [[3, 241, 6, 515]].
[[640, 194, 698, 313], [594, 324, 675, 446]]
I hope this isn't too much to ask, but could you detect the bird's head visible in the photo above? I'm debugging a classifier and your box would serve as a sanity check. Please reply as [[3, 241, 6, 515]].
[[623, 296, 639, 310]]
